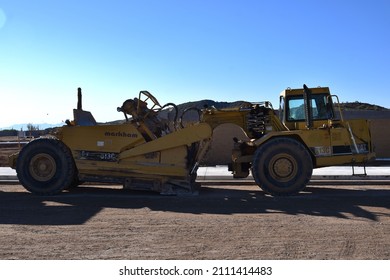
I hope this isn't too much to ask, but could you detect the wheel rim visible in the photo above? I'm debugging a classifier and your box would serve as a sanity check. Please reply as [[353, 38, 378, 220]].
[[29, 153, 57, 182], [269, 153, 298, 182]]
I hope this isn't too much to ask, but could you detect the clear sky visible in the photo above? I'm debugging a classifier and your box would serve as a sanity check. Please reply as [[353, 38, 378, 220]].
[[1, 0, 389, 128]]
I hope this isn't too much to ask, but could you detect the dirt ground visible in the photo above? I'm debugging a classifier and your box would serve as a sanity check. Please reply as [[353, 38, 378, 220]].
[[1, 137, 389, 260], [0, 182, 389, 260]]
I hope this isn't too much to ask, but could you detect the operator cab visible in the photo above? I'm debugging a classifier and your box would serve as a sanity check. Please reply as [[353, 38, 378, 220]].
[[279, 85, 336, 130]]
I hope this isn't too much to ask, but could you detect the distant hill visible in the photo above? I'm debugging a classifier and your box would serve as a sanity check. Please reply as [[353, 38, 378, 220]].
[[177, 100, 390, 112], [176, 99, 247, 111], [0, 122, 64, 131], [172, 99, 390, 113], [339, 102, 390, 111], [178, 100, 390, 112]]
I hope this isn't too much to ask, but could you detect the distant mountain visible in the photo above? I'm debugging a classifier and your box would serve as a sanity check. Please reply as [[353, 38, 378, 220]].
[[176, 99, 247, 111], [0, 122, 64, 131], [176, 100, 390, 112], [177, 100, 390, 112], [340, 102, 390, 111], [172, 99, 390, 113]]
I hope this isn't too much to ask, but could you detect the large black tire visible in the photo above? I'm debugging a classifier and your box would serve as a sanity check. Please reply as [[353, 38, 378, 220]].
[[252, 137, 313, 196], [16, 138, 76, 195]]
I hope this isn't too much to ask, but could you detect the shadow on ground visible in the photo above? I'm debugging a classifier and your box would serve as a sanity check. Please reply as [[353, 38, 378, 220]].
[[0, 185, 389, 225]]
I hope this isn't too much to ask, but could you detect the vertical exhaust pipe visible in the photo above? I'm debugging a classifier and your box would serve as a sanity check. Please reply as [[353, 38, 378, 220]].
[[77, 87, 82, 110]]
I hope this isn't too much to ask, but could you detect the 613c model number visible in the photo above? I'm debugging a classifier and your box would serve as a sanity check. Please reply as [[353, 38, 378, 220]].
[[79, 150, 118, 162]]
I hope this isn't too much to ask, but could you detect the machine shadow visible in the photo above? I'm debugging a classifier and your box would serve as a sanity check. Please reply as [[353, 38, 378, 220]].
[[0, 185, 389, 226]]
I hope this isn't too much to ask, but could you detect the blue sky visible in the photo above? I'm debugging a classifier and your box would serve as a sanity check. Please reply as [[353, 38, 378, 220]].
[[1, 0, 389, 128]]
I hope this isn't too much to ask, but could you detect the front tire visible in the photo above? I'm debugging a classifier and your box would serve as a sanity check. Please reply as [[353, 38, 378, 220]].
[[252, 137, 313, 196], [16, 138, 76, 195]]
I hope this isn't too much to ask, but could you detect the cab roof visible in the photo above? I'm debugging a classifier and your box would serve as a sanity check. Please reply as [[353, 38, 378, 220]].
[[280, 86, 330, 97]]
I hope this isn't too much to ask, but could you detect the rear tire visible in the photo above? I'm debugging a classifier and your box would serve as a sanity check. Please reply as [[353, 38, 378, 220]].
[[252, 137, 313, 196], [16, 138, 76, 195]]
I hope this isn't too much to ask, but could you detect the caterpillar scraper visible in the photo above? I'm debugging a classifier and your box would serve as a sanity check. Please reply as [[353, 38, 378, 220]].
[[9, 85, 375, 196]]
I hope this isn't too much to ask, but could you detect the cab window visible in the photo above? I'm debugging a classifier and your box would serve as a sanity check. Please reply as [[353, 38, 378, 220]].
[[286, 94, 331, 121]]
